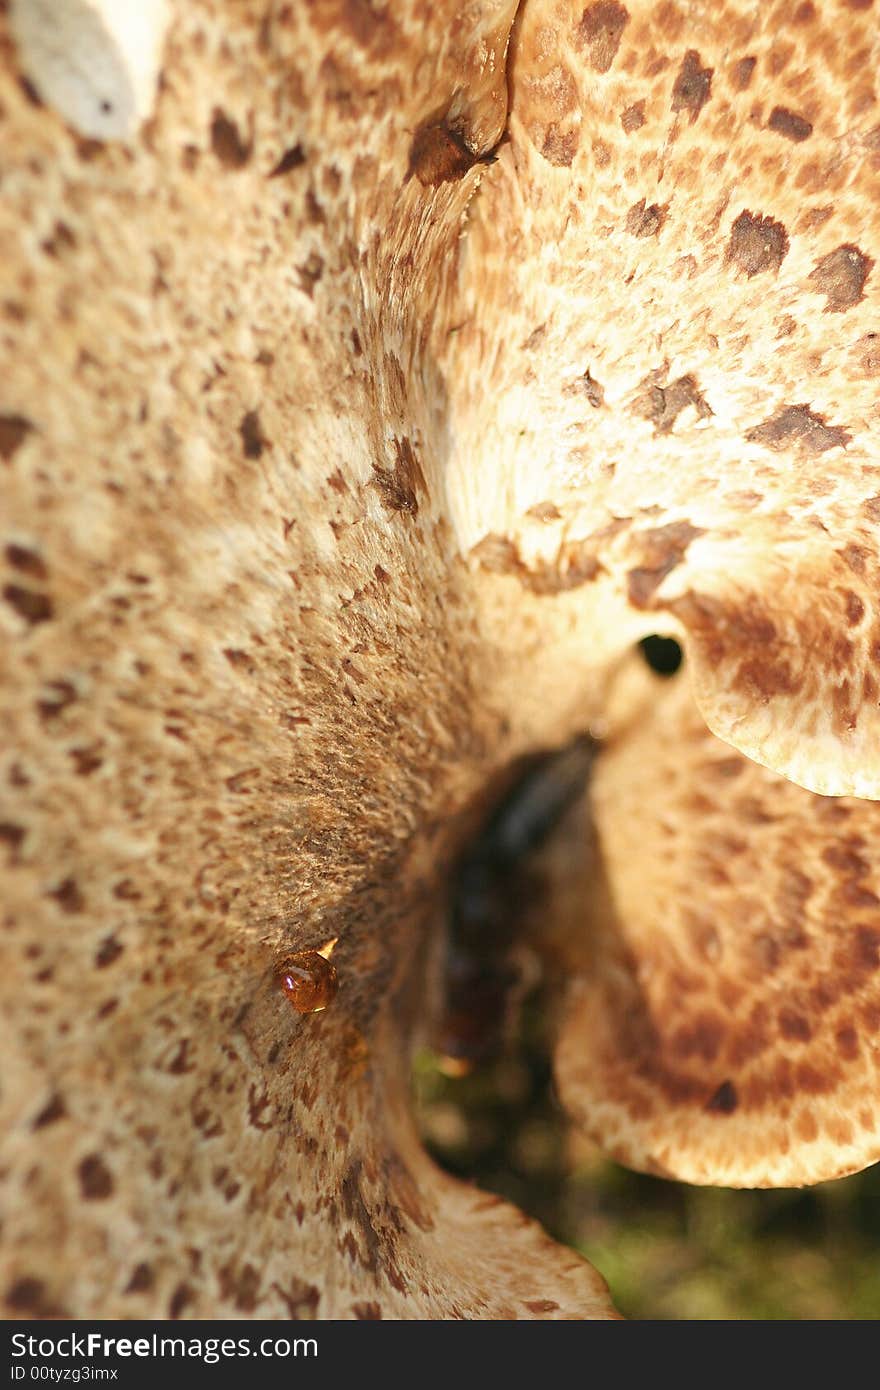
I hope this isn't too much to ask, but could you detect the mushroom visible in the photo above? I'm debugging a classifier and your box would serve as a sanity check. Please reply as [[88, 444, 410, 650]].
[[9, 0, 171, 140], [0, 0, 877, 1319]]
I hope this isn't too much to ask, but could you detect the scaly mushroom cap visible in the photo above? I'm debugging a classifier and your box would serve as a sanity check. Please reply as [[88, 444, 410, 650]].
[[1, 0, 878, 1318], [442, 0, 880, 1187], [555, 666, 880, 1187], [0, 0, 614, 1319], [446, 0, 880, 802]]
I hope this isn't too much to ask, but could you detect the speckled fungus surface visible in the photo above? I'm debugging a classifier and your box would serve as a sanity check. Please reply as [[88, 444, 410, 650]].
[[0, 0, 878, 1320]]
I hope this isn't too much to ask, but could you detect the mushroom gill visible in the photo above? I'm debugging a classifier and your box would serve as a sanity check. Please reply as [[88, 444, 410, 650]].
[[1, 0, 879, 1320]]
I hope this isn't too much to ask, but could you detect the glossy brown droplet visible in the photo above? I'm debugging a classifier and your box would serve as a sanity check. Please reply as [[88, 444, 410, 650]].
[[278, 950, 338, 1014]]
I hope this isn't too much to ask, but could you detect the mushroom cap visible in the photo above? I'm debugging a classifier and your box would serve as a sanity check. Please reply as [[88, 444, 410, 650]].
[[437, 0, 880, 1188], [2, 0, 880, 1319], [0, 0, 616, 1319], [443, 0, 880, 799], [554, 667, 880, 1188]]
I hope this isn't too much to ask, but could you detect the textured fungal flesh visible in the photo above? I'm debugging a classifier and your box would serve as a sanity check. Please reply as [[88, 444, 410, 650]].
[[0, 0, 615, 1320], [1, 0, 879, 1321]]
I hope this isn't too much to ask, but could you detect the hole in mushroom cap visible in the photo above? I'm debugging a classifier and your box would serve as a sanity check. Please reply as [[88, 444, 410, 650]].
[[639, 635, 683, 677]]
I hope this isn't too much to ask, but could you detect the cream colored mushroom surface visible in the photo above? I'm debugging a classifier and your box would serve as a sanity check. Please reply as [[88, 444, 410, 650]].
[[0, 0, 878, 1320]]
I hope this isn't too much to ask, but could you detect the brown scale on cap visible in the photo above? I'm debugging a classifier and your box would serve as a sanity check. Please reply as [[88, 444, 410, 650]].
[[1, 0, 879, 1322]]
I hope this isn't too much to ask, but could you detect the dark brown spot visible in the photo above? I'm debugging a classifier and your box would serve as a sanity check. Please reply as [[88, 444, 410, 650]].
[[332, 0, 396, 47], [219, 1261, 261, 1313], [576, 1, 629, 73], [240, 410, 267, 460], [620, 100, 645, 132], [372, 437, 426, 516], [778, 1010, 812, 1042], [565, 369, 605, 407], [273, 1278, 320, 1318], [339, 1161, 384, 1274], [0, 414, 34, 461], [32, 1093, 66, 1129], [71, 746, 103, 776], [269, 144, 306, 177], [37, 679, 76, 721], [540, 127, 579, 167], [225, 766, 260, 794], [627, 520, 703, 607], [835, 1025, 859, 1061], [0, 822, 25, 855], [625, 198, 666, 238], [41, 220, 77, 258], [408, 120, 477, 185], [808, 244, 873, 313], [95, 936, 123, 968], [671, 50, 713, 120], [18, 73, 43, 106], [855, 924, 880, 972], [862, 1000, 880, 1032], [726, 209, 789, 277], [384, 1154, 434, 1232], [296, 252, 324, 297], [223, 648, 252, 670], [732, 56, 756, 89], [768, 105, 813, 142], [526, 1299, 561, 1313], [671, 1014, 724, 1063], [169, 1283, 194, 1319], [78, 1153, 114, 1199], [842, 590, 865, 625], [736, 654, 799, 700], [637, 373, 711, 433], [210, 109, 251, 167], [745, 403, 850, 455], [840, 542, 869, 575], [125, 1263, 155, 1294], [74, 137, 104, 163], [353, 1301, 383, 1318], [3, 583, 52, 624], [5, 543, 47, 578], [48, 877, 83, 913], [706, 1079, 738, 1114], [6, 1277, 63, 1317]]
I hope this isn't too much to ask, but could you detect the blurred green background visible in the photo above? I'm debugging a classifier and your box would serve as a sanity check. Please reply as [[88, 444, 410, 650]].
[[413, 1015, 880, 1320]]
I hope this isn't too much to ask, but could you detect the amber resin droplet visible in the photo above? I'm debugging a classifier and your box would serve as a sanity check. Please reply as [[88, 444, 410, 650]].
[[278, 950, 338, 1014]]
